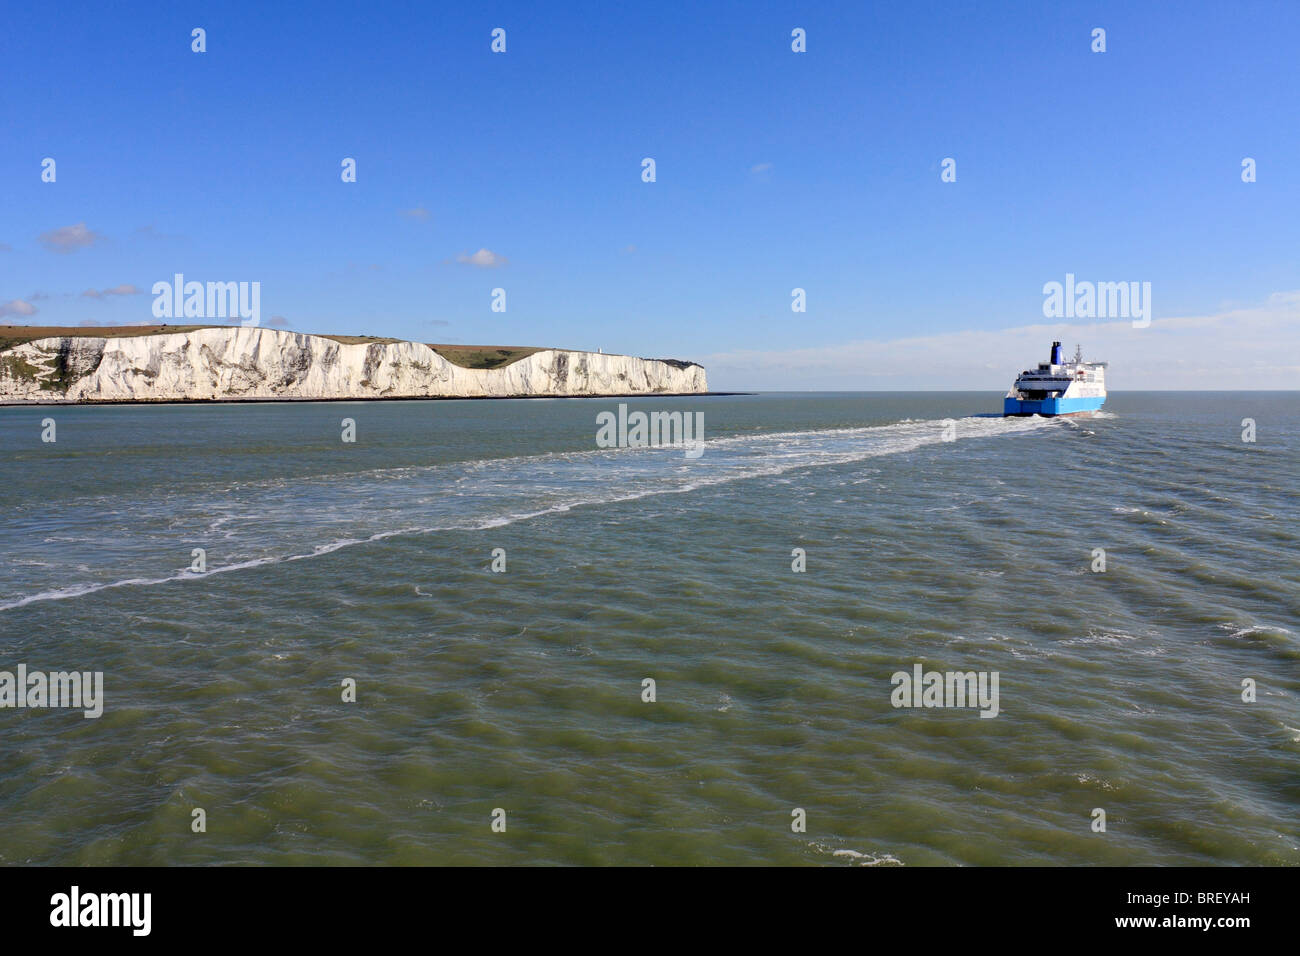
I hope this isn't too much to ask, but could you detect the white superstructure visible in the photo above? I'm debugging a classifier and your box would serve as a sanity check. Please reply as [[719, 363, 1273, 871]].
[[1004, 342, 1107, 416]]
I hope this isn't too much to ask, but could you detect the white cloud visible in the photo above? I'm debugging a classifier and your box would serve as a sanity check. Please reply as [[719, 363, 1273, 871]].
[[38, 222, 105, 253], [0, 298, 39, 318], [81, 284, 143, 299], [456, 248, 507, 268], [703, 292, 1300, 390], [400, 206, 431, 221]]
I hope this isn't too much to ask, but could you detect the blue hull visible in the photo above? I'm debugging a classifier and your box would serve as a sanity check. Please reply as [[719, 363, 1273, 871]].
[[1004, 395, 1105, 416]]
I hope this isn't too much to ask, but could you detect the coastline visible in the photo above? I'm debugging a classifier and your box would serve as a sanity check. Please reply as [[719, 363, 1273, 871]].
[[0, 326, 710, 404], [0, 391, 749, 407]]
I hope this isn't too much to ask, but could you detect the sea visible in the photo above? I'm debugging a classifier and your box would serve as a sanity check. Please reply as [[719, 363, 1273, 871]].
[[0, 392, 1296, 865]]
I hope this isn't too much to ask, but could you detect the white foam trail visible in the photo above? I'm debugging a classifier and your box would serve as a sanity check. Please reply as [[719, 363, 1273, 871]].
[[0, 528, 431, 611], [831, 849, 904, 866], [1, 415, 1061, 611]]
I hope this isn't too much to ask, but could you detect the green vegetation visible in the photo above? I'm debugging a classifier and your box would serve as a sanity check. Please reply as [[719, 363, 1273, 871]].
[[0, 352, 44, 383], [428, 345, 542, 369], [0, 351, 79, 393], [316, 335, 540, 368], [0, 326, 589, 373], [0, 324, 218, 351]]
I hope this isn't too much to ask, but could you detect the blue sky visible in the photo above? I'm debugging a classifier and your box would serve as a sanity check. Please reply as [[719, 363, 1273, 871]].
[[3, 1, 1297, 388]]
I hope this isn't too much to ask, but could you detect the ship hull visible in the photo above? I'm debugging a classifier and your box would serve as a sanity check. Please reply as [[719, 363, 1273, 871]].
[[1003, 395, 1105, 417]]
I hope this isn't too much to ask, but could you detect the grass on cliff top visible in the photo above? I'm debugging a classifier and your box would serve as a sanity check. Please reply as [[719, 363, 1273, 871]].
[[316, 337, 546, 368], [427, 345, 545, 369], [0, 325, 548, 370], [0, 324, 220, 351]]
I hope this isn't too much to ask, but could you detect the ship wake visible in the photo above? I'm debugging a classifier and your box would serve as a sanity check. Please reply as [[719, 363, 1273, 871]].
[[0, 415, 1061, 610]]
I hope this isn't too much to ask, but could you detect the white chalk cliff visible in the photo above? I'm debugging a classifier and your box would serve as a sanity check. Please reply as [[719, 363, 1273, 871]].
[[0, 327, 708, 402]]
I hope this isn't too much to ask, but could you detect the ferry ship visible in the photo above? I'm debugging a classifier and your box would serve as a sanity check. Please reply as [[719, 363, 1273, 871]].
[[1003, 342, 1106, 416]]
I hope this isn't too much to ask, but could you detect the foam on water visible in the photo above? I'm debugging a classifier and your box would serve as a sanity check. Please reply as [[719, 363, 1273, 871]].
[[3, 393, 1295, 866], [0, 414, 1058, 611]]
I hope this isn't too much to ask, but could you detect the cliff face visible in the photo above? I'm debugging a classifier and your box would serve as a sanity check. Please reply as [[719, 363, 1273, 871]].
[[0, 328, 707, 403]]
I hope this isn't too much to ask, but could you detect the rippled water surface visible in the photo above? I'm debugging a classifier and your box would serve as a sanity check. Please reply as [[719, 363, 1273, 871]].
[[1, 392, 1296, 865]]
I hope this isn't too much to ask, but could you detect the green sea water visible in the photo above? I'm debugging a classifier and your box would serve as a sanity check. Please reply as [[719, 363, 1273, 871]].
[[0, 392, 1296, 865]]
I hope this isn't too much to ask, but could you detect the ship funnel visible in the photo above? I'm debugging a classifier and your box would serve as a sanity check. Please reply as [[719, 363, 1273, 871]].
[[1050, 341, 1062, 364]]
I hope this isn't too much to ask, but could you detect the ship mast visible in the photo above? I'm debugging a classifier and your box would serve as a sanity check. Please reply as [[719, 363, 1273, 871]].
[[1073, 343, 1083, 364]]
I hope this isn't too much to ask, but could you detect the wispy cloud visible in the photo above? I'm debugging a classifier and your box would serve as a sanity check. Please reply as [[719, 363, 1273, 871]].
[[750, 162, 774, 175], [80, 284, 143, 299], [400, 206, 431, 221], [456, 248, 507, 268], [38, 222, 105, 253], [703, 292, 1300, 391], [0, 298, 39, 318]]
